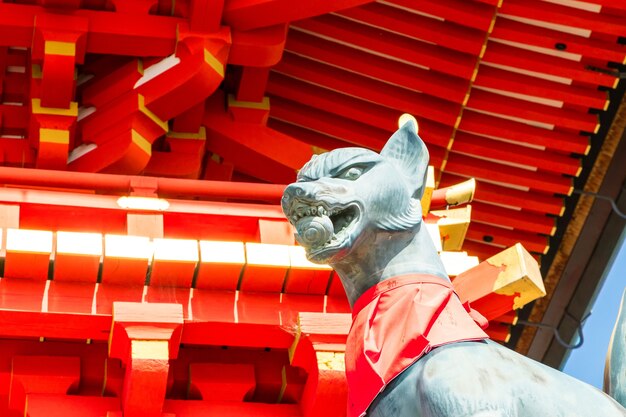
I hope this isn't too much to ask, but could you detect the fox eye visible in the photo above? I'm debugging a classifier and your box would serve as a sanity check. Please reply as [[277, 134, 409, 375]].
[[339, 166, 363, 181]]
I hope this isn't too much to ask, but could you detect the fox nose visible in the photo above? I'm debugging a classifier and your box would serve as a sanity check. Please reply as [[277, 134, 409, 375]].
[[282, 183, 309, 212]]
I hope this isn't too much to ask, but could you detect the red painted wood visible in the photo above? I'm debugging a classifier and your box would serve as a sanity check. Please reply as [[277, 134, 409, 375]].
[[10, 356, 80, 414], [275, 52, 462, 127], [467, 222, 549, 255], [293, 14, 477, 79], [385, 0, 495, 31], [467, 88, 599, 133], [470, 201, 556, 236], [445, 153, 573, 195], [25, 394, 120, 417], [336, 2, 485, 55], [492, 18, 626, 64], [474, 65, 609, 110], [284, 30, 469, 104], [483, 41, 618, 88], [188, 363, 255, 401], [501, 0, 626, 37], [452, 131, 582, 176], [267, 72, 453, 149], [223, 0, 376, 31], [459, 109, 590, 155]]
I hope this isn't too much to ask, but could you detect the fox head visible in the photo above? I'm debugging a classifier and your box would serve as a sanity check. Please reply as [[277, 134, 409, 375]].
[[282, 120, 430, 264]]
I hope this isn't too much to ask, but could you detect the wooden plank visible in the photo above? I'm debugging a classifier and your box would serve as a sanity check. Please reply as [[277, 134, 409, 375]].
[[150, 238, 198, 288], [471, 201, 556, 235], [285, 30, 468, 103], [188, 363, 255, 401], [284, 246, 332, 295], [54, 231, 102, 283], [163, 399, 301, 417], [483, 41, 618, 88], [467, 222, 549, 254], [454, 243, 546, 320], [268, 116, 448, 170], [101, 234, 151, 286], [222, 0, 374, 31], [460, 110, 591, 155], [275, 51, 462, 127], [240, 243, 290, 292], [479, 65, 595, 118], [453, 131, 582, 176], [500, 0, 626, 37], [429, 206, 472, 251], [430, 178, 475, 210], [440, 173, 565, 216], [26, 394, 120, 417], [445, 153, 573, 195], [467, 88, 599, 133], [386, 0, 495, 31], [490, 19, 625, 71], [5, 229, 52, 280], [267, 72, 453, 149], [336, 2, 486, 55], [292, 14, 478, 79], [11, 356, 80, 413], [196, 240, 245, 291]]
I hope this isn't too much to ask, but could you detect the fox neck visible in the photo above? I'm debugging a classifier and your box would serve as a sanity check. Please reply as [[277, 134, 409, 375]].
[[330, 223, 449, 307]]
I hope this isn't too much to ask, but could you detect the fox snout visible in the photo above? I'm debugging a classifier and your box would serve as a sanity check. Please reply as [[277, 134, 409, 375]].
[[281, 183, 309, 216]]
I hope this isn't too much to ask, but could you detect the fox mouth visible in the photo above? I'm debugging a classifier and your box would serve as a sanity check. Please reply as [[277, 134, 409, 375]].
[[288, 201, 360, 257]]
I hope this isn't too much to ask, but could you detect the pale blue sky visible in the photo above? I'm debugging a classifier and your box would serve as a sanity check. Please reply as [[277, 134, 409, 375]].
[[562, 229, 626, 388]]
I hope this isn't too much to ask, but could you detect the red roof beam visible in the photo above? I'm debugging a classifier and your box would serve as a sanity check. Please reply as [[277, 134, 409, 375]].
[[268, 119, 354, 154], [440, 173, 565, 216], [266, 72, 453, 148], [500, 0, 626, 38], [459, 111, 590, 155], [269, 96, 390, 150], [1, 73, 29, 105], [471, 201, 556, 236], [492, 18, 626, 65], [0, 3, 181, 57], [466, 88, 600, 133], [229, 24, 288, 67], [444, 153, 573, 195], [292, 14, 478, 79], [0, 165, 286, 202], [483, 41, 619, 88], [274, 51, 462, 127], [268, 117, 447, 170], [205, 94, 313, 172], [474, 65, 609, 111], [335, 2, 486, 55], [452, 131, 582, 177], [460, 239, 508, 262], [285, 30, 468, 103], [382, 0, 495, 32], [222, 0, 377, 31], [466, 222, 549, 255]]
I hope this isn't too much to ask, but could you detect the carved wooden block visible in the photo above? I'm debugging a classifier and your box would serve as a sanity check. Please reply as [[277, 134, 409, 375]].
[[453, 243, 545, 320]]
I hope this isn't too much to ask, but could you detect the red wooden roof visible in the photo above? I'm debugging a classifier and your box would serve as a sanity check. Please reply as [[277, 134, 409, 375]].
[[1, 0, 624, 263]]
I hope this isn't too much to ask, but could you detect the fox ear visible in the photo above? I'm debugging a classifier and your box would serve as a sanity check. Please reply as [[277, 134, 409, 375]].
[[380, 119, 430, 199]]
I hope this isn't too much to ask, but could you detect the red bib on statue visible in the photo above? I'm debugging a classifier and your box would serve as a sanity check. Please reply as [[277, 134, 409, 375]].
[[346, 274, 489, 417]]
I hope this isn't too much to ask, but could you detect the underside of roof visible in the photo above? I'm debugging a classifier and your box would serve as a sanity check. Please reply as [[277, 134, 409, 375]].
[[0, 0, 625, 360]]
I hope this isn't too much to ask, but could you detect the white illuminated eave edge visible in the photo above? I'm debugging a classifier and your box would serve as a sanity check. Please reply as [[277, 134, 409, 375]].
[[117, 196, 170, 211]]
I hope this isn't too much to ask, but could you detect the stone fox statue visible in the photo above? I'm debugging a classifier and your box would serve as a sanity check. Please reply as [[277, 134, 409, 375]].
[[281, 119, 626, 417]]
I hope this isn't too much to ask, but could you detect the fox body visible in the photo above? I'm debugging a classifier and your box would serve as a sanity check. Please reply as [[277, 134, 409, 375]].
[[282, 121, 626, 417]]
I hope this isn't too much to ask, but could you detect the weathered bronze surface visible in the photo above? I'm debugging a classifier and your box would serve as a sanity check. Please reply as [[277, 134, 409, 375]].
[[282, 120, 626, 417]]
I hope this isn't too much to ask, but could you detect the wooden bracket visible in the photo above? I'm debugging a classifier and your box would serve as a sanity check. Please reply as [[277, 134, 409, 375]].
[[453, 243, 545, 320], [109, 302, 183, 417]]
